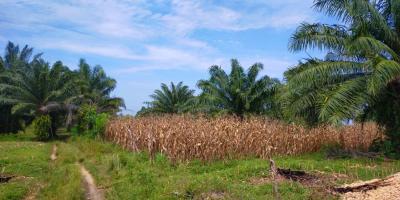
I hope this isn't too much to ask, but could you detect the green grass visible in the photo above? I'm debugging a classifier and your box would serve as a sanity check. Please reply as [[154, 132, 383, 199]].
[[69, 137, 400, 200], [1, 131, 400, 199], [0, 131, 84, 200], [0, 135, 51, 200]]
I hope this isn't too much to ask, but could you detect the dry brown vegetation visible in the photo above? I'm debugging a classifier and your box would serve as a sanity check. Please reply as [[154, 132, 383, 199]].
[[105, 115, 383, 162]]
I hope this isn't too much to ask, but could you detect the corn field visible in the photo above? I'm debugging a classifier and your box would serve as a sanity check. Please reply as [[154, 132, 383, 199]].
[[105, 115, 383, 162]]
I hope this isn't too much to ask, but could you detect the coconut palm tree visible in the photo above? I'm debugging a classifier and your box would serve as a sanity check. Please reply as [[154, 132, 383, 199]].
[[285, 0, 400, 151], [141, 82, 195, 115], [197, 59, 280, 118], [76, 59, 125, 114]]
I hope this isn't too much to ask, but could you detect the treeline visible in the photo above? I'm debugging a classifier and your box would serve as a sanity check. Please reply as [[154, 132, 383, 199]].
[[0, 42, 124, 139], [137, 60, 282, 119], [139, 0, 400, 156]]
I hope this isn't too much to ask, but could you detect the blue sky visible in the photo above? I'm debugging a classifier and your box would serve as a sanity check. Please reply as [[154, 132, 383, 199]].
[[0, 0, 331, 114]]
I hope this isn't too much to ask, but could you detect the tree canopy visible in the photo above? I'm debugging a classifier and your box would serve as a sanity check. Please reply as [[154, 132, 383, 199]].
[[138, 82, 195, 116], [0, 42, 124, 138], [285, 0, 400, 152], [197, 59, 280, 118]]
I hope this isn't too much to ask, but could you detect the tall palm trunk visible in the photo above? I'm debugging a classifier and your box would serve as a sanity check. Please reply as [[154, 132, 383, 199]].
[[49, 113, 58, 138], [0, 106, 21, 133]]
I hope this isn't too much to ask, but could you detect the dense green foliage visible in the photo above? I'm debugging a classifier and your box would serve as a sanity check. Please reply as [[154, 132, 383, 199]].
[[76, 59, 125, 114], [198, 59, 280, 118], [32, 115, 52, 140], [77, 104, 109, 137], [284, 0, 400, 154], [137, 82, 195, 116], [0, 42, 124, 139], [140, 59, 281, 118], [0, 42, 40, 133]]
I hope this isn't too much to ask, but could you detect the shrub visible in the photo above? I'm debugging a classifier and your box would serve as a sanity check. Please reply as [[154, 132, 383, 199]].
[[77, 104, 109, 137], [369, 138, 398, 158], [93, 113, 109, 137], [77, 104, 97, 134], [33, 115, 52, 140], [323, 144, 353, 159]]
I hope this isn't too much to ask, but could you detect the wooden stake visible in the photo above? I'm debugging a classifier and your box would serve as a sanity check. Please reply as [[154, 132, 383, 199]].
[[269, 159, 281, 200]]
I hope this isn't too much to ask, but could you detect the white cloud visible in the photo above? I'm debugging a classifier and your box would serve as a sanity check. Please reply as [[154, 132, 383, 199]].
[[39, 41, 140, 60], [159, 0, 316, 35], [114, 46, 225, 74], [0, 0, 316, 74], [0, 0, 315, 39]]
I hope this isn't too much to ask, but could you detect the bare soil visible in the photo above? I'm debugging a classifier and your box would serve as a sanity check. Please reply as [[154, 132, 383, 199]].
[[79, 164, 103, 200], [198, 191, 226, 199], [336, 172, 400, 200], [50, 145, 57, 161]]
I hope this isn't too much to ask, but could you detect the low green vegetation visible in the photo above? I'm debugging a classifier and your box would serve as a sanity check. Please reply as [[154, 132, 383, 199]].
[[1, 130, 400, 200], [76, 104, 109, 137], [74, 137, 400, 199], [0, 130, 85, 200], [0, 141, 50, 200]]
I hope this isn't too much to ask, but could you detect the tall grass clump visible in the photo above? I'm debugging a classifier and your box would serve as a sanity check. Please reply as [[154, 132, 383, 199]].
[[105, 116, 383, 162]]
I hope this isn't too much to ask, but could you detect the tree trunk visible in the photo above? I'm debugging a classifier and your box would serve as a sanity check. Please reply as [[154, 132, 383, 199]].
[[50, 114, 58, 139]]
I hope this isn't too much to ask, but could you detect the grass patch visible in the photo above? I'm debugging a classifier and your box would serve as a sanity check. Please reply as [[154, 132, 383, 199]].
[[1, 131, 400, 199], [0, 131, 83, 200], [69, 137, 400, 200], [38, 163, 84, 200], [0, 141, 50, 200]]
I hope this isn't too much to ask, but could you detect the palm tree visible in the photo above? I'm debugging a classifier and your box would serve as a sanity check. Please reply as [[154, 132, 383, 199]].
[[197, 59, 280, 118], [0, 58, 3, 72], [1, 41, 41, 70], [76, 59, 125, 114], [140, 82, 195, 115], [0, 59, 77, 137], [0, 42, 42, 133], [285, 0, 400, 150]]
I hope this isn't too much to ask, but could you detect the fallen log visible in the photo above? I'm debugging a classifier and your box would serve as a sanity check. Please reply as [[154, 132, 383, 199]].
[[0, 174, 15, 183]]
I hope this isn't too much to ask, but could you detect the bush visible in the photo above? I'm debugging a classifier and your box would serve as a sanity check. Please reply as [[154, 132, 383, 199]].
[[323, 144, 353, 159], [93, 113, 109, 137], [77, 104, 97, 134], [33, 115, 52, 140], [77, 104, 109, 137], [369, 138, 398, 158]]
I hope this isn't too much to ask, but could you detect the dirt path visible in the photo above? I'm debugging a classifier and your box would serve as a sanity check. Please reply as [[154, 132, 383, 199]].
[[338, 172, 400, 200], [50, 144, 57, 161], [50, 143, 103, 200], [79, 164, 103, 200]]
